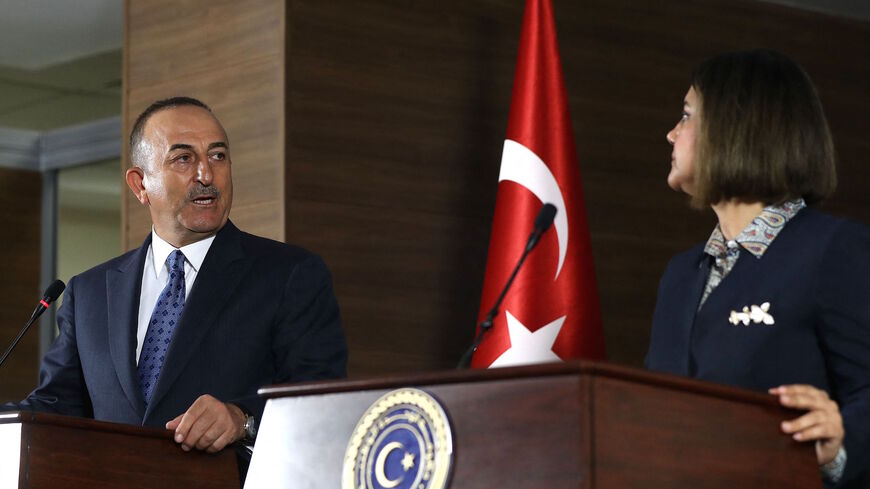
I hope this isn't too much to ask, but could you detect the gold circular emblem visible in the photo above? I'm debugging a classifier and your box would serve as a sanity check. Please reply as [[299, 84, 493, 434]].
[[342, 388, 453, 489]]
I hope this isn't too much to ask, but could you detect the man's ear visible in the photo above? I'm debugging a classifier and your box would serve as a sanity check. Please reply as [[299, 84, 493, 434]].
[[125, 167, 149, 205]]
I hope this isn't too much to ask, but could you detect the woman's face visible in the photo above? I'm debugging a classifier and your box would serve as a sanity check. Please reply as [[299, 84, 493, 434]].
[[666, 87, 699, 195]]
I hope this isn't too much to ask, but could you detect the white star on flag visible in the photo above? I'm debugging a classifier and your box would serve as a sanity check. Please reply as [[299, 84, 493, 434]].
[[489, 310, 566, 368]]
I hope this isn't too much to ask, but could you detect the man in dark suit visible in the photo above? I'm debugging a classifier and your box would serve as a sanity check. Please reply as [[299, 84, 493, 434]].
[[4, 97, 347, 458]]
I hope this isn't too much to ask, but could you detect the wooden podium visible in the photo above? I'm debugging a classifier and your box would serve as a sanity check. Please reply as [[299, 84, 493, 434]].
[[245, 361, 820, 488], [0, 411, 238, 488]]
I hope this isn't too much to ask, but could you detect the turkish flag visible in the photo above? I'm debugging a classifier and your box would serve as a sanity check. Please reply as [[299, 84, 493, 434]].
[[471, 0, 606, 368]]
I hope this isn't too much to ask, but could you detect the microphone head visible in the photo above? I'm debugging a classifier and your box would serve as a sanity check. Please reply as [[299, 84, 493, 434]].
[[43, 279, 66, 303], [534, 203, 558, 233]]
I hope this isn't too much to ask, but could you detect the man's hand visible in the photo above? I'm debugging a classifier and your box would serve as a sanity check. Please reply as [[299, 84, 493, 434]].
[[769, 384, 844, 465], [165, 394, 246, 453]]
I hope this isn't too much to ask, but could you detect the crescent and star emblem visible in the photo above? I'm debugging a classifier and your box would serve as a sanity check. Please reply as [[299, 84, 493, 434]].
[[343, 389, 453, 489], [374, 441, 410, 488], [489, 139, 570, 366]]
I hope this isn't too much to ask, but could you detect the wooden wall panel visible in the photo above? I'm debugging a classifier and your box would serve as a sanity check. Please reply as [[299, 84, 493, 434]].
[[560, 0, 870, 366], [0, 169, 41, 402], [283, 1, 522, 375], [125, 0, 869, 378], [123, 0, 285, 248], [281, 0, 870, 376]]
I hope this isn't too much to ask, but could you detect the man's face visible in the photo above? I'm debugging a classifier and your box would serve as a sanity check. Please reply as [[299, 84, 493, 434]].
[[127, 105, 233, 247]]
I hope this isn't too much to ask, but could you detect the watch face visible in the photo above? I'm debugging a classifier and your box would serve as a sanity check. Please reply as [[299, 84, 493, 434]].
[[245, 416, 257, 438]]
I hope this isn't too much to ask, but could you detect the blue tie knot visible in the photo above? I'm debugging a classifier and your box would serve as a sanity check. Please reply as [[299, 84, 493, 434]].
[[168, 249, 186, 272]]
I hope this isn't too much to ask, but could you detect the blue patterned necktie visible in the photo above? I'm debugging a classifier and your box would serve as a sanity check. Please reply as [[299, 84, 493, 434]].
[[138, 249, 186, 406]]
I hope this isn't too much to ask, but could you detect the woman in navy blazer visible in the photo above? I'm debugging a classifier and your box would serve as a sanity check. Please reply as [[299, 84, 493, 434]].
[[646, 50, 870, 487]]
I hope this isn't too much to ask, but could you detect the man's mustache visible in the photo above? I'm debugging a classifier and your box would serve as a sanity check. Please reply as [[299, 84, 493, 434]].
[[187, 185, 220, 200]]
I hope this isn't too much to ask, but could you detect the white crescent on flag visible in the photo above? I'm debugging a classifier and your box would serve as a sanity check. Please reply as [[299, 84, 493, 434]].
[[498, 139, 568, 279]]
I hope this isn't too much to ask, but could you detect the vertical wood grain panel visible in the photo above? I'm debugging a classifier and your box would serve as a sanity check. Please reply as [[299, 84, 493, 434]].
[[283, 1, 521, 376], [560, 0, 870, 366], [0, 169, 41, 402], [125, 0, 869, 378], [123, 0, 285, 249], [281, 0, 870, 376]]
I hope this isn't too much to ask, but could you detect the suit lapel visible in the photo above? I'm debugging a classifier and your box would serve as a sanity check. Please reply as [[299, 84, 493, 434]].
[[145, 222, 249, 419], [677, 252, 711, 375], [106, 235, 151, 420], [695, 248, 761, 321]]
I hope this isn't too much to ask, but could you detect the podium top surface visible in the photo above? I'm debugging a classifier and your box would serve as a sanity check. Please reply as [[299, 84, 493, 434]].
[[0, 411, 174, 439], [258, 360, 780, 407]]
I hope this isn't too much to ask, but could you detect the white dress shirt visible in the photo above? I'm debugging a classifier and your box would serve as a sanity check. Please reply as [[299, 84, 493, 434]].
[[135, 230, 215, 364]]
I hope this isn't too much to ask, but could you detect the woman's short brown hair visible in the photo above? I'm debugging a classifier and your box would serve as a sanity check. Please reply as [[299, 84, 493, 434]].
[[690, 49, 836, 208]]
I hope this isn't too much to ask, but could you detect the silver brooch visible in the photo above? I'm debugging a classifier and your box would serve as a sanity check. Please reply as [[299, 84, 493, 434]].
[[728, 302, 774, 326]]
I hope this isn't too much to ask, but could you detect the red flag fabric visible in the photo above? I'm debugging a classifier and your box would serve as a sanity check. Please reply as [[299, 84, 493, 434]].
[[471, 0, 606, 368]]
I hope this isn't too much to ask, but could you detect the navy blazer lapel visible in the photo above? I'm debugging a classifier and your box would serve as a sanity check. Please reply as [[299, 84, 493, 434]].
[[677, 252, 711, 375], [145, 221, 249, 419], [106, 235, 151, 420]]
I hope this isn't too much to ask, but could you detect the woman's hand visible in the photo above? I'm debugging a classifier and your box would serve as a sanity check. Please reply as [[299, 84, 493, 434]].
[[769, 384, 844, 465]]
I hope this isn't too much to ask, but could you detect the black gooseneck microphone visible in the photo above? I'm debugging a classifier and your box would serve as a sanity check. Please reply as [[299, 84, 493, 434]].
[[0, 279, 66, 369], [457, 203, 557, 369]]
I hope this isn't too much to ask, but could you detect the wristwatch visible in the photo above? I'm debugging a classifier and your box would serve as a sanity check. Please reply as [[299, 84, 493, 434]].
[[243, 414, 257, 442]]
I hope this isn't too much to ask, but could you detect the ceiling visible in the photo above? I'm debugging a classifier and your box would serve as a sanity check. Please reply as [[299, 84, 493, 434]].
[[0, 0, 867, 132], [0, 0, 122, 131], [0, 49, 121, 131], [0, 0, 122, 70]]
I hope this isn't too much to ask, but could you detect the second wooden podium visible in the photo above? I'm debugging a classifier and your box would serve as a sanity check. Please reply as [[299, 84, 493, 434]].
[[245, 361, 819, 488]]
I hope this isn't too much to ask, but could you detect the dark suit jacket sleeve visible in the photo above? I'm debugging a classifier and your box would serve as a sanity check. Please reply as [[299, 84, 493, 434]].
[[230, 253, 347, 420], [2, 276, 93, 417], [815, 219, 870, 485]]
